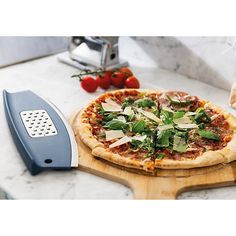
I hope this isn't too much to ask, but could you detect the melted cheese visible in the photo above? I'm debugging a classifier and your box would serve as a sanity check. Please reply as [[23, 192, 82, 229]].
[[105, 98, 121, 107], [131, 135, 147, 142], [173, 116, 192, 124], [177, 123, 198, 129], [211, 114, 219, 120], [158, 124, 174, 131], [109, 135, 147, 148], [102, 98, 122, 112], [117, 116, 126, 122], [186, 147, 199, 151], [137, 108, 162, 123], [162, 106, 174, 113], [101, 103, 122, 112], [185, 112, 197, 116], [122, 106, 134, 116], [105, 130, 125, 141], [109, 136, 131, 148]]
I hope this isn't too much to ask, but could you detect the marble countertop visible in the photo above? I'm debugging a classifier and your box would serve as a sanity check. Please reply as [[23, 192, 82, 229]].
[[1, 38, 236, 199]]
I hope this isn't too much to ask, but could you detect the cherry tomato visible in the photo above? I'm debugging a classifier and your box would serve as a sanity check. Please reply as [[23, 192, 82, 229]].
[[111, 71, 126, 88], [81, 76, 98, 93], [119, 67, 133, 78], [125, 76, 140, 89], [96, 71, 112, 89]]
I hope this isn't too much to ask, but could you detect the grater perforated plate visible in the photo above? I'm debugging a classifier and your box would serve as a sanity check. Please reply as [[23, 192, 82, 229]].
[[20, 109, 58, 138]]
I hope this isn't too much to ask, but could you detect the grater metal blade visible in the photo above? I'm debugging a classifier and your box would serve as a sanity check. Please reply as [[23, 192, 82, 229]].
[[3, 90, 78, 175]]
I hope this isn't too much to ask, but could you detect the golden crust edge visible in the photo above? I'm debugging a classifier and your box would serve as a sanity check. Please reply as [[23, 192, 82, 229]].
[[92, 146, 155, 172], [226, 113, 236, 130], [155, 131, 236, 170], [155, 151, 226, 169], [218, 132, 236, 163], [75, 109, 104, 150], [204, 101, 230, 119]]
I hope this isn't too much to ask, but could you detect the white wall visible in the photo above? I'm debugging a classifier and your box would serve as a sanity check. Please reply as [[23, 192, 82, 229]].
[[0, 37, 69, 67]]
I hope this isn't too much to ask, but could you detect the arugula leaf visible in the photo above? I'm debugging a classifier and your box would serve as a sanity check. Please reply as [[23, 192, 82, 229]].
[[98, 107, 107, 115], [156, 153, 165, 159], [173, 111, 185, 119], [166, 95, 194, 107], [196, 107, 204, 112], [142, 136, 155, 153], [130, 136, 155, 155], [194, 109, 211, 123], [130, 139, 143, 149], [160, 110, 173, 124], [151, 106, 159, 116], [104, 119, 128, 131], [198, 130, 220, 141], [198, 123, 205, 129], [132, 120, 146, 133], [121, 98, 134, 109], [156, 130, 171, 147], [134, 98, 156, 108], [127, 113, 135, 122], [103, 113, 117, 122], [141, 128, 154, 137], [99, 120, 106, 126]]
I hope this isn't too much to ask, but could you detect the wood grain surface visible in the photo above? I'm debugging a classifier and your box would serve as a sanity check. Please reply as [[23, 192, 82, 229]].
[[70, 109, 236, 199]]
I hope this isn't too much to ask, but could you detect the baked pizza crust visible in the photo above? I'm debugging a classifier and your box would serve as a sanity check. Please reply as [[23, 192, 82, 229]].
[[226, 113, 236, 130], [154, 150, 226, 169], [76, 89, 236, 172], [204, 102, 230, 119], [77, 109, 104, 150], [92, 146, 155, 172]]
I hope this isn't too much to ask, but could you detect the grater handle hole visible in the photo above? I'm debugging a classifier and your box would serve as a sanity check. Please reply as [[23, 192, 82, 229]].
[[44, 159, 52, 164]]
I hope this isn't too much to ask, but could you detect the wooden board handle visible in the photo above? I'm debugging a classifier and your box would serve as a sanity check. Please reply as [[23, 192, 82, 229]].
[[130, 177, 179, 199], [133, 189, 177, 199]]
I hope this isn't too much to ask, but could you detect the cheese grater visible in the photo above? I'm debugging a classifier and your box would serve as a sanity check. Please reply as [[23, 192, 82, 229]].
[[3, 90, 78, 175]]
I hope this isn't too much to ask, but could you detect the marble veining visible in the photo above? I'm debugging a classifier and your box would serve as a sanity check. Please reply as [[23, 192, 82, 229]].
[[134, 36, 236, 91]]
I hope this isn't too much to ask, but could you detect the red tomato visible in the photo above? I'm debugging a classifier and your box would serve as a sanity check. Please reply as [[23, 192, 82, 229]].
[[125, 76, 140, 89], [111, 71, 126, 88], [81, 76, 98, 93], [119, 67, 133, 78], [96, 71, 112, 89]]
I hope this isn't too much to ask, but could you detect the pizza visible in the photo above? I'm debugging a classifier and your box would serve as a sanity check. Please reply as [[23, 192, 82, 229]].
[[76, 89, 236, 173]]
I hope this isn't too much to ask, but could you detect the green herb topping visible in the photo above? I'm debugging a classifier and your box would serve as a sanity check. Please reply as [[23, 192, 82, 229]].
[[98, 93, 224, 158], [198, 130, 220, 141]]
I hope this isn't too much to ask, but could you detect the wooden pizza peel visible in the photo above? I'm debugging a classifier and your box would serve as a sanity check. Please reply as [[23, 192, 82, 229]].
[[70, 109, 236, 199]]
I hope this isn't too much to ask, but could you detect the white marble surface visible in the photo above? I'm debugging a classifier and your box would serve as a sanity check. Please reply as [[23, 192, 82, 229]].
[[134, 37, 236, 91], [1, 37, 236, 199]]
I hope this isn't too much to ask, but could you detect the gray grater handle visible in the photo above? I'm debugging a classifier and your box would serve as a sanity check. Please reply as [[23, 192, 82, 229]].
[[3, 90, 78, 175]]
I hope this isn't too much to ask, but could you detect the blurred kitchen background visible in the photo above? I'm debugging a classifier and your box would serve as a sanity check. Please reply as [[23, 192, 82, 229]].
[[1, 36, 236, 90]]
